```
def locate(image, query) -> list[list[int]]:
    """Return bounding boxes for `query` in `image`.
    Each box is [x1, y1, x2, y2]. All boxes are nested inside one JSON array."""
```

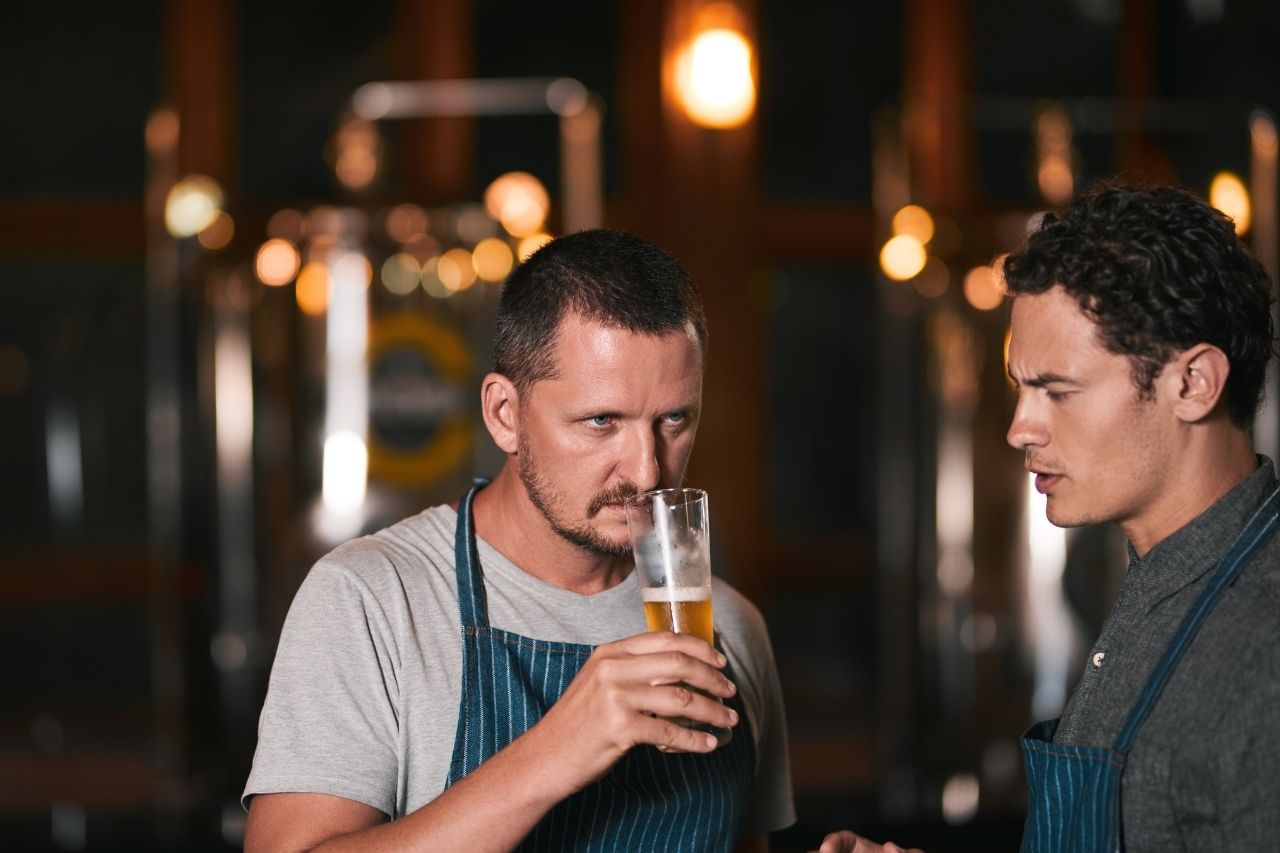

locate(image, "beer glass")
[[625, 487, 731, 748]]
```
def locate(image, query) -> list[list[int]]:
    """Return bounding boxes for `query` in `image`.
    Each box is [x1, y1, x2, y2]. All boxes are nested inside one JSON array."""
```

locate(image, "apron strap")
[[1113, 483, 1280, 755], [454, 478, 492, 630]]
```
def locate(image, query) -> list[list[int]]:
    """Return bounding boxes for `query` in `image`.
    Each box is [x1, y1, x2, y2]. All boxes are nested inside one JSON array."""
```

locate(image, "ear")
[[480, 372, 521, 454], [1165, 344, 1231, 423]]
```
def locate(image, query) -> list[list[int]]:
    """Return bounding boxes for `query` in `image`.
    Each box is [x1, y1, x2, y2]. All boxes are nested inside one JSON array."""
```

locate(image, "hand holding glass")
[[625, 487, 732, 749]]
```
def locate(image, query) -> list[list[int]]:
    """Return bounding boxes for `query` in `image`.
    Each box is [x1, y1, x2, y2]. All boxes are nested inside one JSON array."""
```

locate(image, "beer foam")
[[642, 585, 711, 603]]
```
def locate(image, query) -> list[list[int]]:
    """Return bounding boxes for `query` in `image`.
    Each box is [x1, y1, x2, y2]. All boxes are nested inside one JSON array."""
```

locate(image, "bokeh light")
[[332, 253, 373, 292], [893, 204, 935, 244], [381, 253, 422, 295], [295, 263, 329, 316], [422, 258, 452, 299], [255, 239, 301, 286], [880, 234, 927, 281], [517, 232, 553, 261], [457, 205, 499, 243], [472, 237, 515, 282], [333, 118, 380, 191], [1037, 155, 1074, 206], [964, 257, 1007, 311], [197, 210, 235, 251], [437, 248, 478, 292], [267, 208, 307, 243], [484, 172, 550, 238], [676, 25, 756, 129], [1209, 171, 1251, 235], [384, 204, 429, 244], [913, 256, 950, 298], [145, 108, 179, 155], [165, 175, 224, 238]]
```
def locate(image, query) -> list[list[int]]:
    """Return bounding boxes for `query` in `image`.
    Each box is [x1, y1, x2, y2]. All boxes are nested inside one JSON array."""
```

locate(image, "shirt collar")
[[1124, 456, 1278, 612]]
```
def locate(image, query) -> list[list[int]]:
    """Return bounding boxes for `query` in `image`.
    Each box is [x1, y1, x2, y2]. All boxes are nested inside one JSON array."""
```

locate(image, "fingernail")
[[704, 733, 718, 749], [716, 652, 727, 666], [727, 708, 739, 725]]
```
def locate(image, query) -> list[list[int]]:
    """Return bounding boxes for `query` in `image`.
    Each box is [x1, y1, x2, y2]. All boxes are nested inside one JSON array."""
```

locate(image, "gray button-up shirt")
[[1053, 458, 1280, 851]]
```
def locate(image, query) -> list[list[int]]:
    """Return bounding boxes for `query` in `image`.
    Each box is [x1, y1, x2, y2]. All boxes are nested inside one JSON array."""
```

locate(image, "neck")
[[1123, 425, 1257, 557], [470, 465, 633, 594]]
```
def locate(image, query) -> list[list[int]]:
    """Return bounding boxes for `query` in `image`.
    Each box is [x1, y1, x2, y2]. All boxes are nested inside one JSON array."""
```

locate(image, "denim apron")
[[1019, 484, 1280, 852], [444, 482, 756, 851]]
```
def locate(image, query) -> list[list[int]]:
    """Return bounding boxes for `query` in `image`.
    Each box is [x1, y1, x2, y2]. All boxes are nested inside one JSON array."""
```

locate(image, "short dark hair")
[[1003, 183, 1276, 426], [492, 228, 708, 392]]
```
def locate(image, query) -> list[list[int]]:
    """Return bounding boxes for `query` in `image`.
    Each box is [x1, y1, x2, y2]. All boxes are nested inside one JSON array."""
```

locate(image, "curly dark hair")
[[1003, 183, 1276, 427], [492, 228, 708, 393]]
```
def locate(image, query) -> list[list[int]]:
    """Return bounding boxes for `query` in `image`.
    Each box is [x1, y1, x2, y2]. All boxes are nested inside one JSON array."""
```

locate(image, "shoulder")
[[709, 577, 776, 682], [710, 577, 769, 642], [290, 505, 459, 621]]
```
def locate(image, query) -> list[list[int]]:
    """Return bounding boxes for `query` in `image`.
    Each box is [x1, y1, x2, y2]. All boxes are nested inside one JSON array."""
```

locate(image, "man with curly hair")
[[814, 184, 1279, 853], [1003, 184, 1280, 851]]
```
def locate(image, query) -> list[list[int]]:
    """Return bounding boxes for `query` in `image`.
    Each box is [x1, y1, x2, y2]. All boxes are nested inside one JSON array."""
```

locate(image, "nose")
[[1006, 391, 1048, 451], [621, 424, 661, 492]]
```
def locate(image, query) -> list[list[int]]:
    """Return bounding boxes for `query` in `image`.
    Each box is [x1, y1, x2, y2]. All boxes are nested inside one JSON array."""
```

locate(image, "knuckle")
[[659, 718, 684, 747]]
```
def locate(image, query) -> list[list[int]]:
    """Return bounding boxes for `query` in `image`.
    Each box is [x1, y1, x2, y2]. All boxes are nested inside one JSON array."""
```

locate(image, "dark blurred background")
[[2, 1, 1278, 850]]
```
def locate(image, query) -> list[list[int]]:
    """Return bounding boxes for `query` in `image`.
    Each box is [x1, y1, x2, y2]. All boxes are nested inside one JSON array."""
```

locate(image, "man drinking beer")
[[242, 229, 796, 851]]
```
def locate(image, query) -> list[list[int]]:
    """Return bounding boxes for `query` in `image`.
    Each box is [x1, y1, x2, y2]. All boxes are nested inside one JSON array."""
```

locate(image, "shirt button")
[[1092, 652, 1106, 668]]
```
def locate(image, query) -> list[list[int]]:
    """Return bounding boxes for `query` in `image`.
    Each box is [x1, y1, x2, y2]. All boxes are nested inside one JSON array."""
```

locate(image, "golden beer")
[[642, 586, 714, 644]]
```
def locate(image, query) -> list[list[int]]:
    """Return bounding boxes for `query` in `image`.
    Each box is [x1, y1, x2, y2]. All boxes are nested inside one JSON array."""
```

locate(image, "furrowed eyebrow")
[[1016, 372, 1081, 389]]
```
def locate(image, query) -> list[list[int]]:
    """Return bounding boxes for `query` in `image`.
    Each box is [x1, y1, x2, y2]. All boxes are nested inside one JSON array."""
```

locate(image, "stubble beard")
[[517, 433, 638, 558]]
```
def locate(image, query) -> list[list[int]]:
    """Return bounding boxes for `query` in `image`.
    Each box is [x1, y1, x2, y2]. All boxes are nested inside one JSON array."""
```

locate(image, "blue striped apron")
[[1019, 484, 1280, 852], [445, 482, 756, 851]]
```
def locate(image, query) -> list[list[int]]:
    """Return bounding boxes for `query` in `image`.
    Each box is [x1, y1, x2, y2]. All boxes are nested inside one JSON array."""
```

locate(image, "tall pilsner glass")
[[624, 487, 732, 749]]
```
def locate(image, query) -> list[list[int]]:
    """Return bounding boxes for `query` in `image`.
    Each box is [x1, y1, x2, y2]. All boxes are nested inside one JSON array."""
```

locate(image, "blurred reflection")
[[1022, 478, 1076, 720], [44, 397, 83, 535]]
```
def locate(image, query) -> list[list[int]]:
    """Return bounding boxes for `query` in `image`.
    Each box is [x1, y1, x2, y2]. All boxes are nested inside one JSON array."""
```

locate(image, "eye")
[[585, 415, 613, 429], [1046, 390, 1071, 403], [662, 411, 687, 425]]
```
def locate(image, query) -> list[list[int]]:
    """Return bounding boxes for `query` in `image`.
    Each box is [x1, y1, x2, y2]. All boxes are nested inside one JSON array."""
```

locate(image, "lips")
[[1033, 472, 1062, 494]]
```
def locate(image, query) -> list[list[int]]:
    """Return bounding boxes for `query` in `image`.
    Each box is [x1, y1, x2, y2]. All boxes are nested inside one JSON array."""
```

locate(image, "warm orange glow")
[[484, 172, 550, 238], [675, 11, 756, 130], [893, 204, 935, 244], [197, 211, 235, 251], [1210, 171, 1252, 235], [256, 239, 301, 286], [145, 108, 179, 155], [1034, 103, 1075, 206], [472, 237, 515, 282], [334, 118, 380, 191], [384, 204, 429, 244], [336, 148, 378, 190], [438, 248, 478, 292], [880, 234, 927, 281], [296, 262, 329, 316], [1037, 155, 1074, 205], [964, 257, 1007, 311], [517, 232, 553, 261]]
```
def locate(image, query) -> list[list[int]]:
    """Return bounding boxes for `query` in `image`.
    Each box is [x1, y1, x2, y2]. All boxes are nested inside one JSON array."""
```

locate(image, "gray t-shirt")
[[1052, 459, 1280, 851], [244, 504, 796, 839]]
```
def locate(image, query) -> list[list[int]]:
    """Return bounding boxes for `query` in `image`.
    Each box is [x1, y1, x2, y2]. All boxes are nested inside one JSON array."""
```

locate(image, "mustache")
[[587, 483, 641, 517], [1024, 453, 1058, 473]]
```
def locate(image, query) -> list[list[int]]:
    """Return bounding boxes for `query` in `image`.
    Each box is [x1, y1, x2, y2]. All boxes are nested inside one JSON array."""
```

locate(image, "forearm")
[[311, 728, 577, 853]]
